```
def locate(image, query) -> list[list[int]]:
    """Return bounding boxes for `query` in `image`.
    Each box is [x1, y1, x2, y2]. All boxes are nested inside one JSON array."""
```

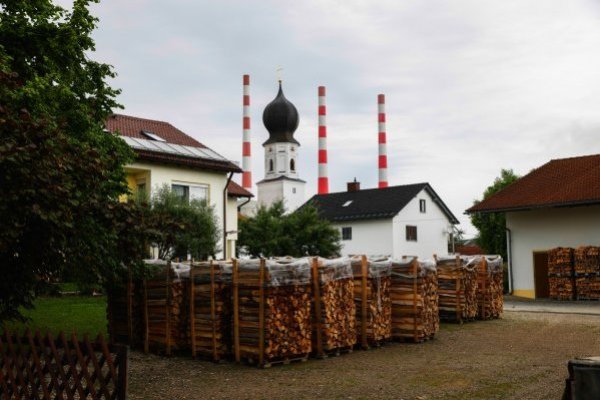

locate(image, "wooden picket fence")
[[0, 330, 128, 400]]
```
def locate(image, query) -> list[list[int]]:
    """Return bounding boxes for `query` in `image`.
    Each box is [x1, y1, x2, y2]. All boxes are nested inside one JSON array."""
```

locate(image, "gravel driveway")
[[128, 312, 600, 400]]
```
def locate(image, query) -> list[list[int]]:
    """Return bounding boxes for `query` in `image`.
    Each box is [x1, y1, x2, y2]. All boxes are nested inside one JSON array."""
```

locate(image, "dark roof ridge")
[[322, 182, 429, 196], [303, 182, 459, 224]]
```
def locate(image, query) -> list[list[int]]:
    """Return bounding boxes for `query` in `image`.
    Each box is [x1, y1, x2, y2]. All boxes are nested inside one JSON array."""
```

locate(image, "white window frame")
[[171, 182, 209, 203]]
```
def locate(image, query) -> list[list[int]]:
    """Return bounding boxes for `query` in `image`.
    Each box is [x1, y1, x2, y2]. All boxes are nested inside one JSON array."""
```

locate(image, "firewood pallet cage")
[[390, 257, 439, 343], [477, 256, 504, 320], [436, 255, 478, 323], [143, 260, 191, 356], [311, 257, 357, 358], [189, 260, 233, 362], [574, 246, 600, 300], [106, 270, 144, 349], [548, 248, 576, 301], [350, 256, 393, 348], [233, 258, 313, 368]]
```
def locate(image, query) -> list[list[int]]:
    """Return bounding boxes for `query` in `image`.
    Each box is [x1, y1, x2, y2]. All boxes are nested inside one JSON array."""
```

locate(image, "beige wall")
[[506, 205, 600, 299], [125, 161, 239, 259]]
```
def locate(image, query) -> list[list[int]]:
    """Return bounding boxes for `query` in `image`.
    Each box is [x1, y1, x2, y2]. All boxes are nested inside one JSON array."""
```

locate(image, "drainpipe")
[[223, 172, 234, 260], [237, 197, 251, 213], [505, 227, 513, 294]]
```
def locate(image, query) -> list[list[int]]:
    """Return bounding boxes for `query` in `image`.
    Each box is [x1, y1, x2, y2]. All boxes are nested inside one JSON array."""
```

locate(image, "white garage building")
[[467, 154, 600, 299]]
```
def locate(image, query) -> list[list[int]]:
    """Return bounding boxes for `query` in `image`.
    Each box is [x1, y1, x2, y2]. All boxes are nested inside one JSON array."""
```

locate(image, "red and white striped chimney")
[[377, 94, 388, 188], [242, 74, 252, 190], [318, 86, 329, 194]]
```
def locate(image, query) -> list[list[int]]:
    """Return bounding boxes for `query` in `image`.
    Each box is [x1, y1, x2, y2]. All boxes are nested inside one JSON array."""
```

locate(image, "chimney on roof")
[[347, 178, 360, 192]]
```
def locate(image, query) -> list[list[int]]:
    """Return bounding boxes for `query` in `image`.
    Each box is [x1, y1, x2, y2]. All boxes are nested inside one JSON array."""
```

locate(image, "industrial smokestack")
[[242, 74, 252, 189], [377, 94, 388, 188], [318, 86, 329, 194]]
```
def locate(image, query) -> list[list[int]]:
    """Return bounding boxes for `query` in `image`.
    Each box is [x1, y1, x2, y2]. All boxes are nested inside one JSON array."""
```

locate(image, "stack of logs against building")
[[548, 247, 576, 300], [548, 246, 600, 301], [107, 254, 504, 367]]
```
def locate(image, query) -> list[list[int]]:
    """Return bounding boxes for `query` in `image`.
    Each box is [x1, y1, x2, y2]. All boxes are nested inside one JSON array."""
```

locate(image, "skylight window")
[[342, 200, 353, 207], [141, 130, 166, 142]]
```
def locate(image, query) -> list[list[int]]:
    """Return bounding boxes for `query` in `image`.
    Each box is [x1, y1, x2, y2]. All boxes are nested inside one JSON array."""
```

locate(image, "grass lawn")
[[3, 296, 107, 338]]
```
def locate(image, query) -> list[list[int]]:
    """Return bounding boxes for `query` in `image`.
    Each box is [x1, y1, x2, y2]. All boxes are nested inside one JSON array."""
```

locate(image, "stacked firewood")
[[233, 259, 312, 367], [436, 256, 478, 323], [189, 260, 232, 361], [143, 260, 190, 355], [390, 257, 439, 342], [351, 256, 392, 347], [477, 256, 504, 320], [106, 274, 144, 348], [574, 246, 600, 300], [574, 246, 600, 275], [548, 247, 574, 275], [548, 247, 575, 300], [311, 257, 356, 357]]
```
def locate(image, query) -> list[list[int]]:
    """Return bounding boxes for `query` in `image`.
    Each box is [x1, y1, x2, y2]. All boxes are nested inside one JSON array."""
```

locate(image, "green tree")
[[148, 185, 220, 261], [470, 169, 520, 259], [0, 0, 132, 320], [237, 201, 341, 258]]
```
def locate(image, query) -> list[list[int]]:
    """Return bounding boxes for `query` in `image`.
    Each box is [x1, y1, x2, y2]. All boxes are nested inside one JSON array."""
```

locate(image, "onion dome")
[[262, 81, 300, 146]]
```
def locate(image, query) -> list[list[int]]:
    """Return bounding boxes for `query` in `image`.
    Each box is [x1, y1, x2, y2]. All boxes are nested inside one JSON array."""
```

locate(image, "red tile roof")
[[227, 181, 253, 198], [106, 113, 241, 173], [106, 114, 206, 147], [467, 154, 600, 213]]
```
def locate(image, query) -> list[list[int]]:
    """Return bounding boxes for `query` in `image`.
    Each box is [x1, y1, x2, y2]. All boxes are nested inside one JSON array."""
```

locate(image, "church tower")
[[256, 81, 306, 212]]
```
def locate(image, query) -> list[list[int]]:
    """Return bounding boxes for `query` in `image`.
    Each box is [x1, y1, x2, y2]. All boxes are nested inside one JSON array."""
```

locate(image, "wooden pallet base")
[[315, 346, 354, 359], [393, 335, 435, 344], [241, 353, 310, 368]]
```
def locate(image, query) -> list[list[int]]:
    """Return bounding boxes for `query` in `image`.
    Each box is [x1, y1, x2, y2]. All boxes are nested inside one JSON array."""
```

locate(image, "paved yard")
[[129, 312, 600, 400]]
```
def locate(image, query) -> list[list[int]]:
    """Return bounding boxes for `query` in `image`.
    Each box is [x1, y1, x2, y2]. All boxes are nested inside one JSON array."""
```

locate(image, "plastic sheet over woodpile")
[[574, 246, 600, 300], [233, 258, 312, 367], [548, 247, 575, 301], [477, 256, 503, 320], [351, 256, 393, 348], [311, 257, 357, 357], [436, 255, 478, 323], [190, 260, 232, 361], [390, 257, 439, 342]]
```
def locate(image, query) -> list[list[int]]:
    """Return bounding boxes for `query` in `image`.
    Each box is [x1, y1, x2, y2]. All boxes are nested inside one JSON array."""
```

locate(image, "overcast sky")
[[61, 0, 600, 236]]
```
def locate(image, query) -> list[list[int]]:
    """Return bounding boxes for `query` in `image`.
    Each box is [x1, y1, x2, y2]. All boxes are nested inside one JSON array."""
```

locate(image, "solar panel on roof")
[[153, 141, 177, 154], [122, 136, 229, 163], [187, 147, 206, 157], [171, 143, 196, 157]]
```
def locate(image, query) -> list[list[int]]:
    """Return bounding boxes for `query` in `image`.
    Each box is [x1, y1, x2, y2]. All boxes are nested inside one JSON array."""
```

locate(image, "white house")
[[106, 114, 253, 259], [304, 181, 459, 260], [466, 154, 600, 299]]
